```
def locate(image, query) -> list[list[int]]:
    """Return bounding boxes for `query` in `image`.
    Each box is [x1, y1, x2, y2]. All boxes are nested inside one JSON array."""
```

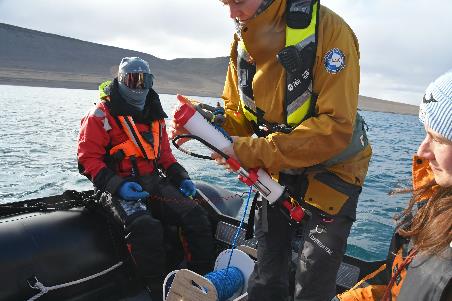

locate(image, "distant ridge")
[[0, 23, 418, 115], [0, 23, 228, 97]]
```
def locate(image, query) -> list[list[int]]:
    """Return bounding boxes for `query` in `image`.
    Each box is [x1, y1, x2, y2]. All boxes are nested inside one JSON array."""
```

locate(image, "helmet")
[[118, 57, 154, 89], [117, 57, 154, 109]]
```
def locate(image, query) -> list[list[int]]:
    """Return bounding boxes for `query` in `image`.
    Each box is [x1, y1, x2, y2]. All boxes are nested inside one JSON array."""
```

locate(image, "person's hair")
[[395, 181, 452, 256]]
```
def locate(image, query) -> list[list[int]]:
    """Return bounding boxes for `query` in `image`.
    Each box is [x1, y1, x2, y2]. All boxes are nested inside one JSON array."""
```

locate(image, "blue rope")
[[202, 186, 252, 300], [201, 124, 253, 300], [166, 179, 252, 300], [204, 267, 244, 301], [226, 185, 253, 269]]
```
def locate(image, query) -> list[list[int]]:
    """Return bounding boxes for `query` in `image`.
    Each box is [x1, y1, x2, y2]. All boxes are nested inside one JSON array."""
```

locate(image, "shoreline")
[[0, 76, 419, 116], [0, 22, 419, 116]]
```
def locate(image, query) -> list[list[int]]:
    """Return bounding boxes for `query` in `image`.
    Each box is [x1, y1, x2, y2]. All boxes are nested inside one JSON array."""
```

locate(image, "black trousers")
[[141, 175, 215, 276], [100, 175, 214, 288], [247, 199, 357, 301]]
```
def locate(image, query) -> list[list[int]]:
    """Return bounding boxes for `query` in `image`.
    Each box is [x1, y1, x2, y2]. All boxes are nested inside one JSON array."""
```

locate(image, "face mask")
[[118, 81, 149, 111]]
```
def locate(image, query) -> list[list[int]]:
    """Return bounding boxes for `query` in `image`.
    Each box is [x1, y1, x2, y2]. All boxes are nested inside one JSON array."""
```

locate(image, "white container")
[[173, 103, 285, 204]]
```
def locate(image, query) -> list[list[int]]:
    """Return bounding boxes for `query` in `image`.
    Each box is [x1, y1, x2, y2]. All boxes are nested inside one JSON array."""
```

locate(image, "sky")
[[0, 0, 451, 105]]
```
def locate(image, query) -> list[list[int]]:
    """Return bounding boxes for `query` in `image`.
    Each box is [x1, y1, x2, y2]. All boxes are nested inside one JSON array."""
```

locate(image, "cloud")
[[0, 0, 450, 104], [0, 0, 235, 59], [322, 0, 452, 104]]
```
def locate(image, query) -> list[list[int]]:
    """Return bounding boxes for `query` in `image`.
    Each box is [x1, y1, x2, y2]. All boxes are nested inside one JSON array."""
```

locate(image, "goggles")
[[119, 72, 153, 89]]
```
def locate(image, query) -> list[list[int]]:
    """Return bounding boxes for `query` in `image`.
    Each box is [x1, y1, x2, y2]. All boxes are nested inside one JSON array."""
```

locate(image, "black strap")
[[286, 0, 316, 29], [123, 117, 149, 160], [130, 156, 140, 177], [245, 192, 259, 239], [152, 122, 164, 176]]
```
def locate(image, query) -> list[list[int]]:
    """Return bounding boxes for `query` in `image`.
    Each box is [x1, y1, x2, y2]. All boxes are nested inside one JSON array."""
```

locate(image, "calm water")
[[0, 85, 424, 260]]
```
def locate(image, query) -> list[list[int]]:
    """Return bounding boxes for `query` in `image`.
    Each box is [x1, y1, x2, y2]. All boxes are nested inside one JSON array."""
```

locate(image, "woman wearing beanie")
[[334, 71, 452, 301]]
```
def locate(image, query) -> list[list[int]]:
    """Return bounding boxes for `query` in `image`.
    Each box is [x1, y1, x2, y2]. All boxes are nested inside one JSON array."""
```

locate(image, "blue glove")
[[179, 179, 196, 198], [118, 182, 149, 201]]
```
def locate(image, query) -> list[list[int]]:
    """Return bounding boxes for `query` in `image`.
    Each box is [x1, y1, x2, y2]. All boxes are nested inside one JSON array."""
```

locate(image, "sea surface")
[[0, 85, 425, 261]]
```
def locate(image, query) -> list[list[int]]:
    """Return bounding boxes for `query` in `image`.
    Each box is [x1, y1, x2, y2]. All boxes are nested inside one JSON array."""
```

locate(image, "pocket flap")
[[304, 174, 349, 215]]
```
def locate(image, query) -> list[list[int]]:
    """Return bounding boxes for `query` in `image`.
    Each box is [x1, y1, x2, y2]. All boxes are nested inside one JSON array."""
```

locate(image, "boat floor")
[[120, 289, 153, 301]]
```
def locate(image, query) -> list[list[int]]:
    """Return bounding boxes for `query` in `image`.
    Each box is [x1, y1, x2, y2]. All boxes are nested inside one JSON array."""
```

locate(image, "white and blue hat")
[[419, 70, 452, 141]]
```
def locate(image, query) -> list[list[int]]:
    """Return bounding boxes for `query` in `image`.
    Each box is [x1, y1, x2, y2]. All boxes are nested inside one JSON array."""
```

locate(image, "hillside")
[[0, 23, 228, 97], [0, 23, 418, 115]]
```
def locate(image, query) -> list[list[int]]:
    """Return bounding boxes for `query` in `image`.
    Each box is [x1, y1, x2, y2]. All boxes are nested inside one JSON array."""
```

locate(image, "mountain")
[[0, 23, 418, 115], [0, 23, 228, 97]]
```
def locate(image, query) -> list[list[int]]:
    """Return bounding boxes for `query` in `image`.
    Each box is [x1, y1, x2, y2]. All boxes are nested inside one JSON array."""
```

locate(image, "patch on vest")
[[323, 48, 346, 74]]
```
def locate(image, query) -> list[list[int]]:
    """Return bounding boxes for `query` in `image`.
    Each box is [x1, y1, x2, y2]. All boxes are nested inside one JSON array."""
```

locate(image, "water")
[[0, 85, 424, 261]]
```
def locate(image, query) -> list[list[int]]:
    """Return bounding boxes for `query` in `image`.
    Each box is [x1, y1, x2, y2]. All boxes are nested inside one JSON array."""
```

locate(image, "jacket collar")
[[412, 155, 439, 201], [239, 0, 286, 62]]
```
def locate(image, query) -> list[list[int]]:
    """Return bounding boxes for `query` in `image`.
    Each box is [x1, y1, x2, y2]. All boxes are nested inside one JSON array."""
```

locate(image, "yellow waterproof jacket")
[[222, 0, 372, 214]]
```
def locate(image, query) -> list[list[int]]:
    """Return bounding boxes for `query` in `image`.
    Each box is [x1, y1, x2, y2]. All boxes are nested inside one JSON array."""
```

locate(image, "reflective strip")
[[287, 84, 312, 126], [238, 41, 258, 123], [92, 108, 105, 118], [240, 92, 257, 123], [103, 117, 112, 131], [240, 92, 257, 113], [287, 96, 312, 126], [286, 1, 318, 46], [239, 68, 249, 88], [294, 34, 315, 51]]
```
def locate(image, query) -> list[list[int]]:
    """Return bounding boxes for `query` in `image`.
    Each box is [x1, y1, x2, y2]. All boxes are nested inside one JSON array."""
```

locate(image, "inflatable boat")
[[0, 182, 385, 301]]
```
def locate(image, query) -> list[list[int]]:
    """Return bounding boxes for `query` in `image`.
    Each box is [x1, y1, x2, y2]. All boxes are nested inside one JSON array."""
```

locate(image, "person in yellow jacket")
[[335, 71, 452, 301], [172, 0, 371, 300]]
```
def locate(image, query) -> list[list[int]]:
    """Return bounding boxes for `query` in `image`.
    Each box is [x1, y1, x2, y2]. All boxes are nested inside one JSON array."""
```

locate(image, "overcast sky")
[[0, 0, 451, 105]]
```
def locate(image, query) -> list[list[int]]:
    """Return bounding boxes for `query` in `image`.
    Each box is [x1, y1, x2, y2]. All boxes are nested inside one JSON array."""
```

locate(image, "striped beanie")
[[419, 70, 452, 141]]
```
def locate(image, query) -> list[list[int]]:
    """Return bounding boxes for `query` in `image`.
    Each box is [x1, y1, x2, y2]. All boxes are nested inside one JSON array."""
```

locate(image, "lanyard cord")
[[172, 134, 229, 160], [382, 248, 418, 301], [226, 185, 254, 271]]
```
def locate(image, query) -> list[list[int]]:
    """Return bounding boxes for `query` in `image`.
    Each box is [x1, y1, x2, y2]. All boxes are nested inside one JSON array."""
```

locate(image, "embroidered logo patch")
[[323, 48, 346, 74]]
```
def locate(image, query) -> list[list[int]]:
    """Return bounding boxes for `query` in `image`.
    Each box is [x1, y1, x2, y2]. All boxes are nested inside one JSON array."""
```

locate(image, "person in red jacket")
[[77, 57, 214, 300]]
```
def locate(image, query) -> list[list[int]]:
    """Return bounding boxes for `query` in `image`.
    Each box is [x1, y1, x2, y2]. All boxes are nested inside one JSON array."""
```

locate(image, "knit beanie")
[[419, 70, 452, 141]]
